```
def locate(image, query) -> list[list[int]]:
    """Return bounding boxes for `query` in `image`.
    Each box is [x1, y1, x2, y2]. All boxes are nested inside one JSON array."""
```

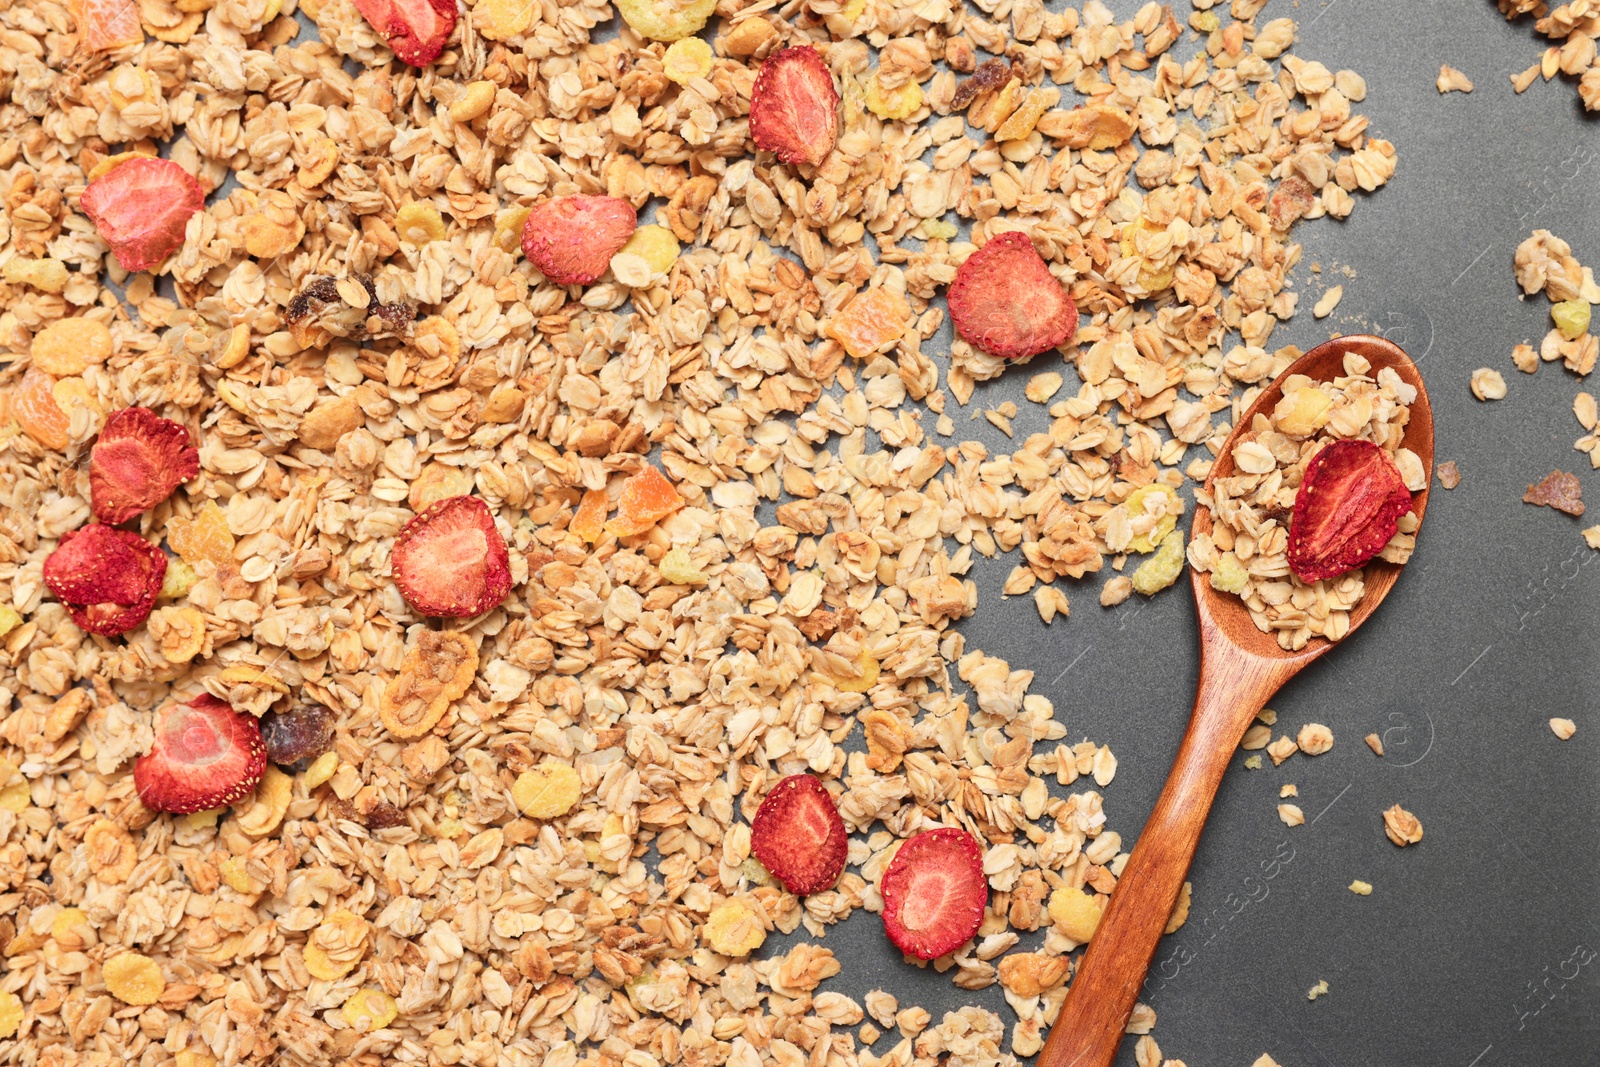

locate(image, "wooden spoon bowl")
[[1037, 334, 1434, 1067]]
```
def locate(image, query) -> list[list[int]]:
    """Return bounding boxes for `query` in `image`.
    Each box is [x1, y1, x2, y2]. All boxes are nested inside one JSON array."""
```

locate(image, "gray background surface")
[[281, 0, 1599, 1062]]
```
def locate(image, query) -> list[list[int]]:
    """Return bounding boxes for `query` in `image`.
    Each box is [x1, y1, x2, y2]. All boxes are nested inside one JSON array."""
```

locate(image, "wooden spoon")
[[1037, 334, 1434, 1067]]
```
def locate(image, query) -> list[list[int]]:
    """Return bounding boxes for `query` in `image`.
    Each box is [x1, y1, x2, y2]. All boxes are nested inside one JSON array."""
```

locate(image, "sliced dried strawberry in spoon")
[[1286, 439, 1413, 583]]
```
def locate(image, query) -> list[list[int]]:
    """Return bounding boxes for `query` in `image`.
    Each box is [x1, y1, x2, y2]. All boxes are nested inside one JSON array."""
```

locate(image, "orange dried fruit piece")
[[32, 317, 114, 376], [825, 287, 909, 360], [604, 465, 684, 537], [380, 629, 478, 738], [571, 489, 609, 543], [72, 0, 143, 51], [80, 158, 205, 273], [168, 501, 235, 566], [1286, 440, 1413, 582], [12, 368, 70, 450], [103, 952, 165, 1005], [90, 407, 200, 523]]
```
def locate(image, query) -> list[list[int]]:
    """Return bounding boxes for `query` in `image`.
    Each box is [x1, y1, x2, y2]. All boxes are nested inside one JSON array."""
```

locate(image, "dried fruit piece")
[[134, 694, 266, 813], [89, 407, 200, 524], [512, 760, 582, 819], [615, 0, 715, 41], [3, 257, 70, 294], [521, 195, 637, 286], [1286, 440, 1413, 582], [749, 773, 847, 896], [951, 57, 1018, 110], [304, 752, 339, 790], [1523, 470, 1585, 516], [304, 909, 368, 980], [260, 704, 336, 765], [659, 547, 709, 584], [12, 368, 70, 450], [1131, 528, 1186, 595], [1552, 299, 1591, 340], [168, 500, 234, 566], [880, 827, 988, 960], [342, 989, 399, 1032], [379, 630, 478, 738], [948, 231, 1079, 360], [663, 37, 714, 85], [474, 0, 531, 39], [1209, 552, 1249, 594], [80, 158, 205, 273], [826, 287, 909, 360], [705, 901, 767, 955], [750, 46, 840, 167], [391, 496, 512, 617], [1273, 384, 1334, 437], [73, 0, 143, 51], [351, 0, 457, 65], [571, 489, 609, 543], [32, 317, 114, 376], [103, 952, 164, 1005], [284, 274, 414, 344], [605, 465, 684, 537], [43, 524, 166, 636], [1048, 885, 1105, 943]]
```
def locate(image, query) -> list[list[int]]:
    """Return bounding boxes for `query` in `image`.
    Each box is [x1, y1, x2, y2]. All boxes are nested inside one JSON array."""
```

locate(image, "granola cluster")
[[0, 0, 1398, 1063]]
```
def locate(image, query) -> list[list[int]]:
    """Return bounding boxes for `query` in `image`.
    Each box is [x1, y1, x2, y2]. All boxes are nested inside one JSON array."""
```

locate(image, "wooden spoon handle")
[[1037, 654, 1290, 1067]]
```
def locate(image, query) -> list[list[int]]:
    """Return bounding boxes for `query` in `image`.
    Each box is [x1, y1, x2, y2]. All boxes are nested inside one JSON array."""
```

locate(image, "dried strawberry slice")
[[749, 773, 848, 896], [880, 827, 988, 960], [1286, 439, 1413, 583], [134, 694, 267, 814], [947, 231, 1079, 360], [351, 0, 458, 66], [90, 407, 200, 524], [520, 195, 637, 286], [79, 158, 205, 274], [750, 46, 839, 167], [391, 495, 513, 617], [43, 524, 166, 636]]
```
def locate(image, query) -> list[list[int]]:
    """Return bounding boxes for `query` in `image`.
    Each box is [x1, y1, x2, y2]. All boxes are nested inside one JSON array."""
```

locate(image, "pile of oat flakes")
[[0, 0, 1398, 1064]]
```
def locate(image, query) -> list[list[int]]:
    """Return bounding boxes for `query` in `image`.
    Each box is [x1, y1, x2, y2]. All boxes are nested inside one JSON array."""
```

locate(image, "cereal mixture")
[[0, 0, 1400, 1062], [1499, 0, 1600, 110], [1189, 352, 1424, 649]]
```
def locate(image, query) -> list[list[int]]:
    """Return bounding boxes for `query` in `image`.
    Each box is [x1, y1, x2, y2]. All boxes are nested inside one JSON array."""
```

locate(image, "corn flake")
[[103, 952, 165, 1005], [512, 761, 582, 819]]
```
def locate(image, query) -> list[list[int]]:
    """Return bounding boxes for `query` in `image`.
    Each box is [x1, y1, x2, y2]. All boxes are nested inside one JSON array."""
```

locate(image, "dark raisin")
[[362, 801, 408, 829], [260, 704, 336, 766]]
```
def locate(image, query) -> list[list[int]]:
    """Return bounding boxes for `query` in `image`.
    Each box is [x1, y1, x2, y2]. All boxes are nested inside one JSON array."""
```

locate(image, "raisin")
[[260, 704, 336, 766]]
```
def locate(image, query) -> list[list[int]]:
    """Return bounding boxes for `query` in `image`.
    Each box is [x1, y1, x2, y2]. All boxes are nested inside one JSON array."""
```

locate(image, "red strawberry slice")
[[749, 46, 839, 167], [1286, 439, 1413, 582], [391, 495, 513, 617], [134, 694, 267, 814], [43, 524, 166, 636], [351, 0, 458, 66], [947, 231, 1079, 360], [749, 773, 848, 895], [880, 827, 988, 960], [90, 407, 200, 524], [520, 195, 637, 286], [79, 158, 205, 274]]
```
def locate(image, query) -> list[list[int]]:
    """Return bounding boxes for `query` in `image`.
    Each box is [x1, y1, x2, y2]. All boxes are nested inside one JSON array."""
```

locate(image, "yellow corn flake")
[[492, 206, 530, 254], [103, 952, 165, 1005], [1209, 551, 1250, 594], [618, 224, 680, 275], [394, 202, 447, 246], [51, 376, 97, 419], [150, 11, 203, 42], [0, 991, 20, 1039], [1272, 385, 1334, 437], [3, 257, 69, 293], [220, 664, 289, 694], [917, 219, 958, 241], [663, 37, 714, 85], [342, 988, 399, 1032], [179, 807, 223, 831], [704, 900, 767, 956], [840, 0, 866, 22], [304, 909, 368, 981], [1117, 218, 1175, 292], [50, 907, 90, 944], [297, 137, 339, 188], [449, 80, 496, 122], [616, 0, 716, 41], [1047, 886, 1105, 943], [0, 779, 28, 813], [235, 765, 293, 837], [175, 1051, 217, 1067], [512, 761, 582, 819], [832, 649, 879, 693], [0, 605, 21, 639], [150, 605, 206, 663], [1553, 299, 1591, 340], [1191, 10, 1219, 31], [159, 558, 197, 600], [217, 855, 266, 894], [659, 547, 709, 585], [304, 751, 339, 790], [1131, 529, 1186, 596], [1123, 484, 1180, 554], [408, 462, 476, 512], [865, 73, 924, 120], [475, 0, 533, 40]]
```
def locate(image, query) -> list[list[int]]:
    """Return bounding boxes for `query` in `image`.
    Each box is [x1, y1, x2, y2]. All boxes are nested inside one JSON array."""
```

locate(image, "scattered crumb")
[[1436, 460, 1460, 489], [1296, 723, 1334, 756], [1550, 717, 1576, 740], [1241, 724, 1272, 750], [1280, 784, 1298, 798], [1512, 342, 1538, 373], [1364, 732, 1384, 756], [1349, 880, 1373, 895], [1511, 62, 1540, 93], [1252, 1055, 1283, 1067], [1307, 978, 1330, 1000], [1471, 367, 1507, 401], [1312, 285, 1343, 319], [1244, 755, 1263, 770], [1383, 804, 1424, 847], [1266, 735, 1298, 766], [1278, 803, 1305, 827], [1524, 470, 1586, 517], [1025, 372, 1063, 403], [935, 413, 954, 436], [1436, 64, 1474, 93], [1258, 707, 1278, 726], [984, 409, 1014, 436], [1584, 526, 1600, 549]]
